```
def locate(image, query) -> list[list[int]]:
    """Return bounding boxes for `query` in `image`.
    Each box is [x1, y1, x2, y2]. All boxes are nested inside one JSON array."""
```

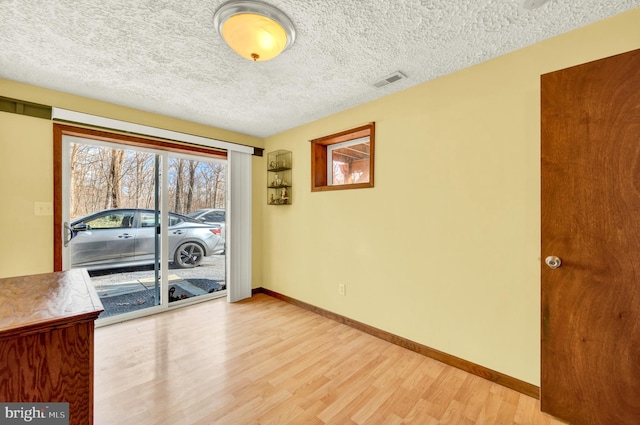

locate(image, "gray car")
[[69, 208, 223, 270], [186, 208, 226, 252]]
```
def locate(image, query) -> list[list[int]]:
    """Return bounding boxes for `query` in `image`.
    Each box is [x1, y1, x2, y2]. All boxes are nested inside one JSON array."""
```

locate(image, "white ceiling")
[[0, 1, 637, 138]]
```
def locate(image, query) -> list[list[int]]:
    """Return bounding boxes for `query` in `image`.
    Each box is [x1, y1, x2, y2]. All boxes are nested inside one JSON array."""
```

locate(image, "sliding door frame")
[[53, 108, 255, 305]]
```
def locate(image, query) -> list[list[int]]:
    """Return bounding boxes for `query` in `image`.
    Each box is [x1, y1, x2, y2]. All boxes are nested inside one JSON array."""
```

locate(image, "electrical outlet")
[[339, 283, 346, 296]]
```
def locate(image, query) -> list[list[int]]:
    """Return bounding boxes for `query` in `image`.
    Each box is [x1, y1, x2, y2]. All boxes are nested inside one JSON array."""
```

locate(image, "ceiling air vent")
[[521, 0, 550, 9], [373, 71, 407, 88]]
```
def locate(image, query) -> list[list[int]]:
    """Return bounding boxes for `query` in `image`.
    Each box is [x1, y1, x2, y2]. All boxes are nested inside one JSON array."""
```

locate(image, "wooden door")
[[541, 48, 640, 425]]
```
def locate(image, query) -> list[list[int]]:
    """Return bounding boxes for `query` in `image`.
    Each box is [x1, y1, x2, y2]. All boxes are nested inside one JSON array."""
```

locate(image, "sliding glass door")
[[60, 135, 227, 322], [164, 155, 227, 304]]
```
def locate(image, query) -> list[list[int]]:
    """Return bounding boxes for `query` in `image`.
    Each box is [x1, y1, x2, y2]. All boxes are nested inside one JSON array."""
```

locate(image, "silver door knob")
[[545, 256, 562, 269]]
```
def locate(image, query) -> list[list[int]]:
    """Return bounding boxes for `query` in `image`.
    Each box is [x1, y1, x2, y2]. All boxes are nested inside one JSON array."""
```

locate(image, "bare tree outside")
[[106, 149, 125, 209], [173, 159, 185, 214], [186, 160, 197, 213], [205, 162, 226, 208], [70, 143, 226, 219]]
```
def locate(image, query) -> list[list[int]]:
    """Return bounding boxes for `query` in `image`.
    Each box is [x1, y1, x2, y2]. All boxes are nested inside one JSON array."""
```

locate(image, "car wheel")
[[174, 242, 204, 268]]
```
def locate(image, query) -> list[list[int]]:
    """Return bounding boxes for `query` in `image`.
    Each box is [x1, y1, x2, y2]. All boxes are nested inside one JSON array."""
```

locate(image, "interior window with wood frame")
[[311, 123, 374, 191]]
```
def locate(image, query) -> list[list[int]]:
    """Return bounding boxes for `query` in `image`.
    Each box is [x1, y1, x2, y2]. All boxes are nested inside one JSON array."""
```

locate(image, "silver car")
[[186, 208, 226, 253], [69, 209, 223, 270]]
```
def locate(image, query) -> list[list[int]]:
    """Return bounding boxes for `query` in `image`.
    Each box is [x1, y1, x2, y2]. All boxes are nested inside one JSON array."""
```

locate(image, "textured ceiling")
[[0, 1, 638, 138]]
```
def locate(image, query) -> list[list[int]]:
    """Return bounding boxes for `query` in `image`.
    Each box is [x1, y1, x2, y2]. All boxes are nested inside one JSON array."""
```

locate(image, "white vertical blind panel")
[[227, 150, 252, 302]]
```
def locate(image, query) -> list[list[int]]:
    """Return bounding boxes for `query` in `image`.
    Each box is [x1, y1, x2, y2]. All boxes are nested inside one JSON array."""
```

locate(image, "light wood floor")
[[94, 293, 566, 425]]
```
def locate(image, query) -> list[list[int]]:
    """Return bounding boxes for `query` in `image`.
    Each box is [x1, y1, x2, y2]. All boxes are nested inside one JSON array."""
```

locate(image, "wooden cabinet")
[[0, 269, 103, 425]]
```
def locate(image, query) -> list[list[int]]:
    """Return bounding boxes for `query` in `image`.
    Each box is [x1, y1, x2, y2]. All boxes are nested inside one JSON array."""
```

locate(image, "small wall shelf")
[[267, 150, 292, 205]]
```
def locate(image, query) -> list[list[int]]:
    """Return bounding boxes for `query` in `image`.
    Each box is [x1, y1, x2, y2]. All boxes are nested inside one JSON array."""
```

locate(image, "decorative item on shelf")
[[267, 149, 292, 205]]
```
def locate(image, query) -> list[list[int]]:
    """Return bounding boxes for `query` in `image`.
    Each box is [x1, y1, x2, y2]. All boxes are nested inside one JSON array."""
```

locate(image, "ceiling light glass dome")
[[213, 0, 296, 62]]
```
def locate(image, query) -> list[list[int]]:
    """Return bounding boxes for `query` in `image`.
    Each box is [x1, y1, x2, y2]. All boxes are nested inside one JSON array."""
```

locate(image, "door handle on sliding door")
[[63, 222, 72, 247]]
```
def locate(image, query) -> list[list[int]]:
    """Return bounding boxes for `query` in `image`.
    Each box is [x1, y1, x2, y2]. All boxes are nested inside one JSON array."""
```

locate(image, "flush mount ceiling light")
[[213, 0, 296, 62]]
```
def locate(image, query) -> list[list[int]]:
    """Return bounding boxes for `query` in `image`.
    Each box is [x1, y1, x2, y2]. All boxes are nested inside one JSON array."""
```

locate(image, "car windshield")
[[186, 209, 225, 223], [186, 210, 207, 218], [203, 211, 225, 222]]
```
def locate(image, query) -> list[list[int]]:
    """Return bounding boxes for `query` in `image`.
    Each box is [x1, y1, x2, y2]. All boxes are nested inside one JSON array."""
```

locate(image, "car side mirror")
[[73, 223, 88, 231]]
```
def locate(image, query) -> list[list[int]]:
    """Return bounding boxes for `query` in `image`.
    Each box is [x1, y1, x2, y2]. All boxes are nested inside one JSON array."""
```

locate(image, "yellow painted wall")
[[0, 113, 54, 277], [0, 80, 263, 280], [261, 8, 640, 386]]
